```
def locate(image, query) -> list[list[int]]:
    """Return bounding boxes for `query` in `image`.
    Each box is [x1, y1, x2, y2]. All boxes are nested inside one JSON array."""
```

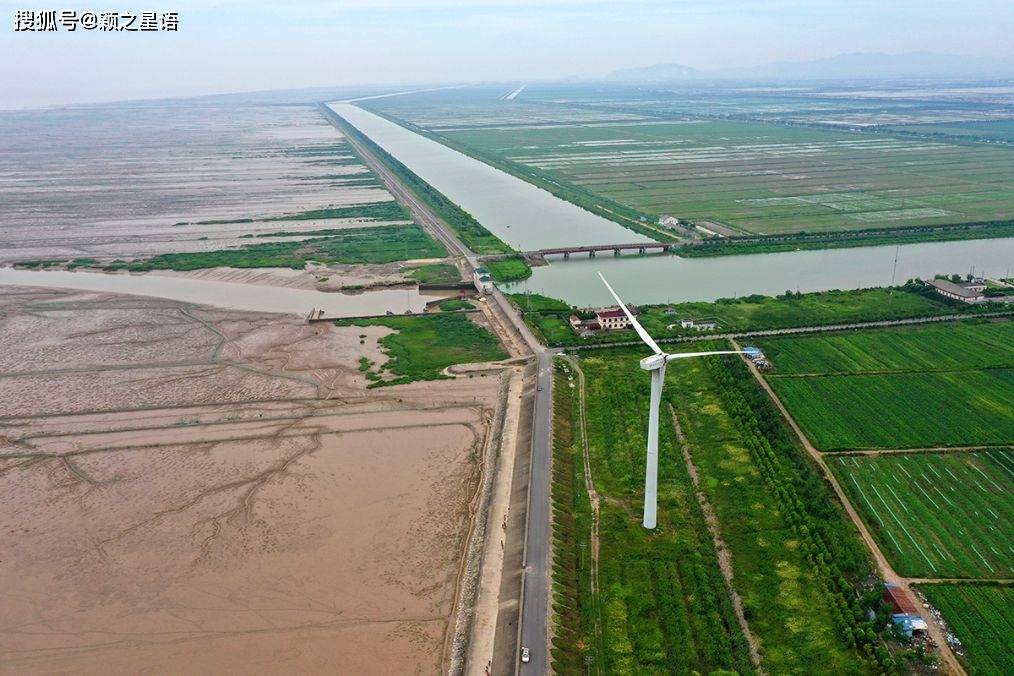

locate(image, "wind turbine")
[[598, 272, 749, 529]]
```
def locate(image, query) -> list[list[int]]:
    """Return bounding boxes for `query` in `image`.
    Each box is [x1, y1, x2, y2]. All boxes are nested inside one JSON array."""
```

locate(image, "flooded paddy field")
[[365, 83, 1014, 237], [503, 81, 1014, 128], [0, 286, 503, 673], [0, 100, 409, 265], [438, 118, 1014, 235]]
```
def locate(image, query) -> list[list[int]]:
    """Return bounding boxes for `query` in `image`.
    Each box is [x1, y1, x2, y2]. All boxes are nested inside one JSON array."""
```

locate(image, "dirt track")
[[731, 338, 966, 676]]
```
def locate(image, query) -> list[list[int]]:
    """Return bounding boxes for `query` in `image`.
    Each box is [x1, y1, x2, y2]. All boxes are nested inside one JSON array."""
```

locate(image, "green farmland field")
[[563, 352, 755, 675], [559, 349, 872, 674], [440, 120, 1014, 236], [918, 583, 1013, 675], [756, 321, 1014, 374], [830, 451, 1014, 578], [770, 369, 1014, 450], [762, 321, 1014, 450]]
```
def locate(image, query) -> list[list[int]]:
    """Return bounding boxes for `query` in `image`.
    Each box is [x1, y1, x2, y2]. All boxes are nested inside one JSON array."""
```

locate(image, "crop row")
[[918, 583, 1013, 675], [770, 368, 1014, 450], [830, 451, 1013, 579], [757, 321, 1014, 375]]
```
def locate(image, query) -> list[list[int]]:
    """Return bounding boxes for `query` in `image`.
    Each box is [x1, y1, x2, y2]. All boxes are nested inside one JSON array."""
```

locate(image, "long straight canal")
[[329, 102, 1014, 307]]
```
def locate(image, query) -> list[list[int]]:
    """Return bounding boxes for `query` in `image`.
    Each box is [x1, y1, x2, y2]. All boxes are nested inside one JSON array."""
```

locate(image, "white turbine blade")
[[665, 350, 747, 361], [597, 272, 662, 355]]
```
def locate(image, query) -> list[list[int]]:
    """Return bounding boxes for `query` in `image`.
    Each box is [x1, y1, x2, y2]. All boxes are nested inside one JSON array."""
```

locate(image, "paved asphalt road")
[[517, 349, 553, 675]]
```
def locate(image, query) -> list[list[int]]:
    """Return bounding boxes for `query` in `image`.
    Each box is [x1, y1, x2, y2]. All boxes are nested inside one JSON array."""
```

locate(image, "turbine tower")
[[599, 272, 749, 529]]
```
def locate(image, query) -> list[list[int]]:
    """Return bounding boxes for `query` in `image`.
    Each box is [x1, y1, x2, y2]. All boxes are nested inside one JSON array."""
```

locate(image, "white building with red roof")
[[595, 307, 631, 331]]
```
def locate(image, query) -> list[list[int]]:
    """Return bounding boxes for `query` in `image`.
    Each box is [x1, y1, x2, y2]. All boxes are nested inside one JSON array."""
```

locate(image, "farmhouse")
[[569, 307, 634, 334], [882, 584, 928, 637], [595, 307, 631, 331], [927, 278, 985, 303], [569, 315, 601, 335], [658, 215, 682, 229]]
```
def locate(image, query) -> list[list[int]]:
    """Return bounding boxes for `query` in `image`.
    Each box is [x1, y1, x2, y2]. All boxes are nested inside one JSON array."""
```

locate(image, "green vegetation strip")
[[692, 351, 904, 672], [548, 364, 601, 673], [570, 350, 755, 674], [109, 223, 446, 271], [512, 284, 989, 349], [829, 450, 1013, 579], [918, 583, 1013, 676], [335, 314, 506, 386], [180, 200, 411, 226], [681, 222, 1014, 258], [406, 263, 462, 284]]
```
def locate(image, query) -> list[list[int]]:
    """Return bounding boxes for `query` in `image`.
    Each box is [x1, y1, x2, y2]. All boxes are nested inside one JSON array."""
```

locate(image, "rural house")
[[927, 278, 985, 303], [568, 315, 600, 335], [595, 307, 632, 330], [882, 584, 928, 637]]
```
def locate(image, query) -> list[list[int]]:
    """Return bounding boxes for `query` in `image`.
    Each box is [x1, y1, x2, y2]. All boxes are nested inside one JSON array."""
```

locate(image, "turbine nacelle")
[[639, 353, 667, 371]]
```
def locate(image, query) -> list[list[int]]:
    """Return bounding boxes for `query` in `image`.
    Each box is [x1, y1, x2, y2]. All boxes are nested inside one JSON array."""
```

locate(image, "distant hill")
[[607, 52, 1014, 82]]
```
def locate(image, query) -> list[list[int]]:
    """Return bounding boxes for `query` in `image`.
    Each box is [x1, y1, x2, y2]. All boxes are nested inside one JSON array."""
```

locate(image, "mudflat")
[[0, 286, 502, 674]]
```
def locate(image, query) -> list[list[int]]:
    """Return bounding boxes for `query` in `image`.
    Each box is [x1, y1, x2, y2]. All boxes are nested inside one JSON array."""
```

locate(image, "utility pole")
[[890, 245, 900, 289]]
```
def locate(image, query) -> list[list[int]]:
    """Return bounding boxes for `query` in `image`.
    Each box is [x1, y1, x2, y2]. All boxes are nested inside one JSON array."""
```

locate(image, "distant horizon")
[[2, 0, 1012, 108], [3, 49, 1014, 112]]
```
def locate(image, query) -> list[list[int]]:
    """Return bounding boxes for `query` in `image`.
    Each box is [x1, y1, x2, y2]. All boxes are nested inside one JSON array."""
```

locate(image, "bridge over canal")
[[536, 242, 674, 258]]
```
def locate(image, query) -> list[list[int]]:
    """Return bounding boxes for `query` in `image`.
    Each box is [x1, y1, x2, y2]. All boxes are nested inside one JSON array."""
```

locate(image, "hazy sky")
[[2, 0, 1012, 108]]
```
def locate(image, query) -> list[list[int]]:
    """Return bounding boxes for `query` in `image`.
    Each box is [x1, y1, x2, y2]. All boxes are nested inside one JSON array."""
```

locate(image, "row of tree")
[[705, 355, 901, 673]]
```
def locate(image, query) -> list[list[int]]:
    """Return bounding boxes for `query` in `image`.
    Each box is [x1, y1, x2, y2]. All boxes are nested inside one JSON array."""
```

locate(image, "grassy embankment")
[[509, 283, 1008, 348], [107, 222, 446, 271], [680, 221, 1014, 257], [406, 263, 462, 284], [322, 105, 533, 283], [917, 583, 1013, 676], [335, 314, 506, 386], [358, 104, 677, 244], [759, 320, 1014, 450], [554, 345, 910, 673]]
